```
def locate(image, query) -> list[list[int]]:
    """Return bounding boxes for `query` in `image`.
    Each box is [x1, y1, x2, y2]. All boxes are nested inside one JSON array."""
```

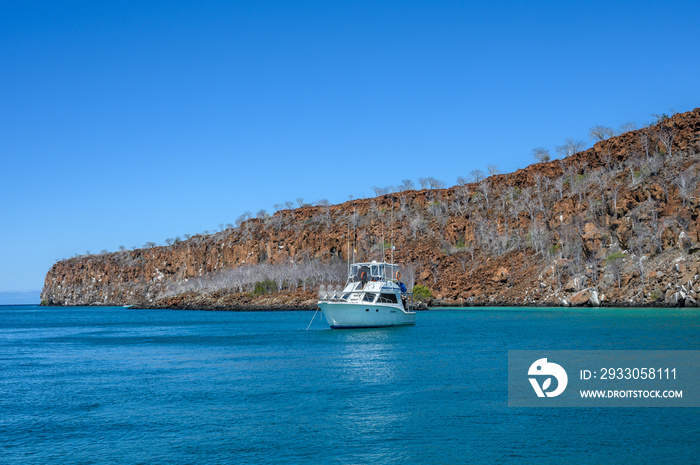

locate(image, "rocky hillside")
[[42, 108, 700, 309]]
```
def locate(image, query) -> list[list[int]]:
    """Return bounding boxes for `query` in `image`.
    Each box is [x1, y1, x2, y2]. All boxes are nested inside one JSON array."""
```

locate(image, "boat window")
[[378, 293, 398, 303], [358, 265, 370, 283], [378, 264, 384, 278], [362, 293, 377, 303], [371, 265, 378, 277], [341, 293, 350, 301]]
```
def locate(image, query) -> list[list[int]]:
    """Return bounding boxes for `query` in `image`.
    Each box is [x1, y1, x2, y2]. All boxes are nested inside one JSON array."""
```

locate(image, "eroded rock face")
[[42, 108, 700, 309], [570, 288, 600, 307]]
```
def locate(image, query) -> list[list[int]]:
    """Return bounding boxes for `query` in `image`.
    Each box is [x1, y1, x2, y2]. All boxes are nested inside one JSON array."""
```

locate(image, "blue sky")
[[1, 0, 699, 302]]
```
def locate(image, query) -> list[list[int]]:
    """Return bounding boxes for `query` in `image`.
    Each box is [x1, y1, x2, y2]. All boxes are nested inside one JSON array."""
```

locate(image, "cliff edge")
[[42, 109, 700, 309]]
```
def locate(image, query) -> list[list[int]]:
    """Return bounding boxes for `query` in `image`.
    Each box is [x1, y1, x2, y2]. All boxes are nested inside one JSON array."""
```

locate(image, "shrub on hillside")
[[253, 279, 278, 296], [413, 285, 432, 301]]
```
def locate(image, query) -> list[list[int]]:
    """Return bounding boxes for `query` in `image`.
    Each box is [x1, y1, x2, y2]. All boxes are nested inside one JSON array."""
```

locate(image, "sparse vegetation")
[[253, 279, 278, 295]]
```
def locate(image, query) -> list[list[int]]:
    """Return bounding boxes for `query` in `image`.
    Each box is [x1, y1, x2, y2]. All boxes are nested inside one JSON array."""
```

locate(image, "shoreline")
[[37, 300, 699, 311]]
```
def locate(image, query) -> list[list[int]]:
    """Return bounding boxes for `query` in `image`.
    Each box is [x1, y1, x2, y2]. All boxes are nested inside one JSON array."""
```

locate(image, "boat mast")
[[381, 221, 385, 263]]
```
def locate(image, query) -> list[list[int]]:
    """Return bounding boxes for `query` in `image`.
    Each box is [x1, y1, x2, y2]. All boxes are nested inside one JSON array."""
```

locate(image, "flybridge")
[[349, 261, 400, 283]]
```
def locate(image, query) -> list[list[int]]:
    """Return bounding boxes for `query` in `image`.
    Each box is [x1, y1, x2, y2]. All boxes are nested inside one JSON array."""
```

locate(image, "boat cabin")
[[340, 280, 404, 306]]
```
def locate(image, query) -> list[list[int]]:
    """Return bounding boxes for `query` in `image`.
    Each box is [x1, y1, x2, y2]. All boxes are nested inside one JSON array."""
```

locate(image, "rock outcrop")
[[42, 109, 700, 309]]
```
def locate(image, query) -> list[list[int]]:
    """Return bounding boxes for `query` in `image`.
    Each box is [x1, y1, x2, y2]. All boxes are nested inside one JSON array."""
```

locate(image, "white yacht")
[[318, 261, 416, 329]]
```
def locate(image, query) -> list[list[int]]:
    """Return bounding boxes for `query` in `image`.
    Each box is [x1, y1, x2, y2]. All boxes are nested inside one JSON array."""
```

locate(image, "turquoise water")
[[1, 305, 698, 464]]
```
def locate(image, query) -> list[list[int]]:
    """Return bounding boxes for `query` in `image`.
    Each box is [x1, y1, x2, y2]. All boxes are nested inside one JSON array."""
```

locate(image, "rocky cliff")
[[42, 108, 700, 309]]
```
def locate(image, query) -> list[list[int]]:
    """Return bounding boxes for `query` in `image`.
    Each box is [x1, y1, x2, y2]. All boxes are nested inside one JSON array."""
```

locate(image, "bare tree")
[[555, 138, 586, 159], [648, 208, 665, 253], [629, 223, 652, 284], [456, 252, 471, 272], [639, 131, 652, 158], [675, 172, 695, 207], [520, 187, 537, 220], [617, 121, 637, 135], [409, 214, 427, 239], [427, 177, 446, 189], [532, 147, 551, 163], [479, 179, 490, 209], [456, 176, 469, 186], [635, 255, 646, 285], [554, 177, 565, 200], [529, 220, 550, 257], [657, 126, 677, 157], [605, 251, 625, 288], [533, 173, 545, 210], [589, 125, 614, 142], [372, 186, 387, 196], [572, 172, 589, 202], [487, 164, 500, 176], [470, 169, 485, 183], [399, 179, 415, 191], [451, 186, 470, 216]]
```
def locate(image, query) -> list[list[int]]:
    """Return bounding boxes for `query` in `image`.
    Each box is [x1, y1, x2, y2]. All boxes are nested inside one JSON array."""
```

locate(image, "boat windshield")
[[348, 262, 401, 281]]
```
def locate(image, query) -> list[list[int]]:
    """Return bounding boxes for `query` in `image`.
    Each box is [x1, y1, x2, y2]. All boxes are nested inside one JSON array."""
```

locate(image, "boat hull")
[[318, 302, 415, 329]]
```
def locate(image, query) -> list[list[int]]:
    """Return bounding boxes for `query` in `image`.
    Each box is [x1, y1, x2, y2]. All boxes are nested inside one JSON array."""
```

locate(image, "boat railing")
[[401, 292, 415, 312], [317, 286, 346, 302]]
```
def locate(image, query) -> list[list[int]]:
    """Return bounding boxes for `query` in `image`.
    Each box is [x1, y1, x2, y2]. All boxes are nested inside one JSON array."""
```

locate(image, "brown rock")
[[493, 267, 509, 282], [570, 288, 600, 306]]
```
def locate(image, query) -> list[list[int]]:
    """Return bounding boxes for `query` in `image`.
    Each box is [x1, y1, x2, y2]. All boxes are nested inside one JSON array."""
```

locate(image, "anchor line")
[[306, 307, 320, 331]]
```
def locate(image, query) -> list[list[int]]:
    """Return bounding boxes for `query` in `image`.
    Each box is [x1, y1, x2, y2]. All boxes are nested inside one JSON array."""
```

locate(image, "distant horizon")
[[0, 290, 41, 306]]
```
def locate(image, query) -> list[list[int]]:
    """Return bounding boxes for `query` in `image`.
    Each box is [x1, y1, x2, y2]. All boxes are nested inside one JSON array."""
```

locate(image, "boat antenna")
[[390, 195, 394, 264]]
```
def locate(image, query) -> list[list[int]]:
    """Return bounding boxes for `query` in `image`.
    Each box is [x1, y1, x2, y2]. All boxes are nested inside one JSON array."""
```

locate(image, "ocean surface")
[[1, 305, 698, 464]]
